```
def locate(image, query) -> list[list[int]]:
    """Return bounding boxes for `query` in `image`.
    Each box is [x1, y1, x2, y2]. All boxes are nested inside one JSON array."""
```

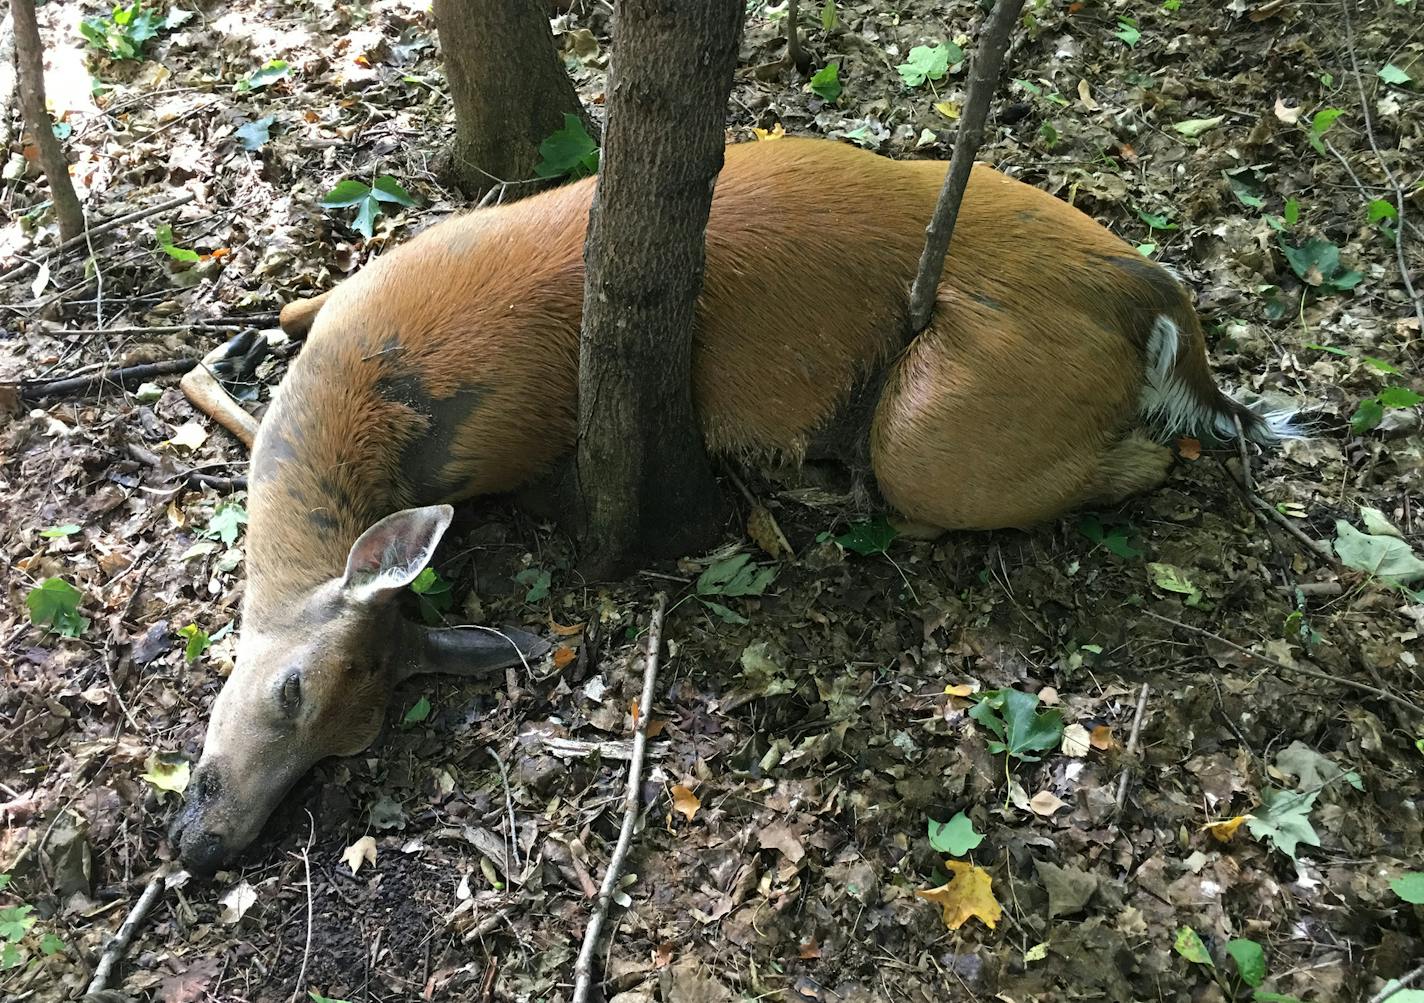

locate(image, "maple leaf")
[[670, 784, 701, 823], [341, 836, 377, 875], [916, 861, 1002, 930]]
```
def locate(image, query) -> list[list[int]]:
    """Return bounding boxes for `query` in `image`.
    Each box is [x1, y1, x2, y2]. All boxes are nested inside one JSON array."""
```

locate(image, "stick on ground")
[[571, 594, 667, 1003], [19, 358, 198, 402], [906, 0, 1026, 337], [1113, 683, 1151, 812], [85, 872, 174, 996]]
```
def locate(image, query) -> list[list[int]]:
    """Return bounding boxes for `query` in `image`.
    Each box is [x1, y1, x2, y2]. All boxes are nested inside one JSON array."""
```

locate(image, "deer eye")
[[277, 671, 303, 718]]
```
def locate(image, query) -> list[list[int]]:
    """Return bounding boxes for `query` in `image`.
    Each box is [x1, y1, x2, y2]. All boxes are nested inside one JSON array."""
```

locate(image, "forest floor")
[[3, 1, 1423, 1001]]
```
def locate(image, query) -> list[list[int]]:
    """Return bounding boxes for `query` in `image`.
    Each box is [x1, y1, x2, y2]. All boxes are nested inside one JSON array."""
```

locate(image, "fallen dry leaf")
[[549, 618, 585, 636], [1077, 79, 1099, 110], [1090, 724, 1116, 750], [342, 835, 378, 874], [758, 822, 806, 864], [1029, 791, 1068, 816], [553, 645, 576, 669], [219, 880, 258, 924], [1060, 723, 1092, 757], [747, 503, 789, 559], [1177, 436, 1202, 460], [671, 784, 701, 822], [1204, 815, 1252, 842], [917, 861, 1002, 930]]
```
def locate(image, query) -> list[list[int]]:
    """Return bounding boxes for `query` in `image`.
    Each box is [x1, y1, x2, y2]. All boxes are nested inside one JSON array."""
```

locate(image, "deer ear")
[[341, 504, 454, 604]]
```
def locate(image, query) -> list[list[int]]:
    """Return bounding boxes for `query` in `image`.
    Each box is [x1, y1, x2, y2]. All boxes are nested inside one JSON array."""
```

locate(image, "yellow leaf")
[[140, 753, 190, 798], [342, 835, 378, 874], [1028, 790, 1067, 816], [917, 861, 1002, 930], [944, 682, 975, 698], [934, 100, 960, 121], [671, 784, 701, 822], [752, 123, 786, 140], [1090, 724, 1116, 750], [166, 421, 208, 452], [1077, 78, 1099, 111], [1204, 815, 1252, 843], [553, 644, 576, 669], [549, 618, 586, 636]]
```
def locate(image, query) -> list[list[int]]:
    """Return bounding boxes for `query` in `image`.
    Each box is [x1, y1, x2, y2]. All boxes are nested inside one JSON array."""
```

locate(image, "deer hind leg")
[[278, 291, 331, 337], [1083, 429, 1172, 507], [179, 329, 270, 447]]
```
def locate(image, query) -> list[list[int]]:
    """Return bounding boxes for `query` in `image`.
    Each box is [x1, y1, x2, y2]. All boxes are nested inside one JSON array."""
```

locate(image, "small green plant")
[[25, 578, 89, 637], [409, 567, 454, 624], [177, 624, 211, 663], [1, 875, 67, 971], [534, 114, 599, 180], [402, 695, 432, 727], [1174, 927, 1305, 1002], [820, 1, 837, 29], [1113, 17, 1141, 46], [809, 61, 842, 102], [155, 223, 200, 263], [514, 567, 552, 604], [237, 59, 290, 93], [40, 523, 81, 538], [1305, 107, 1343, 154], [928, 813, 983, 857], [832, 515, 898, 557], [969, 688, 1064, 796], [1077, 515, 1142, 558], [320, 176, 417, 239], [79, 2, 163, 59], [897, 42, 962, 88], [1350, 385, 1422, 434], [1136, 208, 1177, 232], [1279, 235, 1361, 293], [201, 500, 249, 545]]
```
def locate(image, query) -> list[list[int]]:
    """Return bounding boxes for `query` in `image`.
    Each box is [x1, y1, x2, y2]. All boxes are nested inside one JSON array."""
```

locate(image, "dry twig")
[[0, 191, 197, 283], [1113, 683, 1151, 812], [907, 0, 1025, 335], [290, 813, 316, 1003], [571, 594, 667, 1003], [85, 871, 176, 996], [19, 358, 197, 402], [1144, 610, 1424, 719], [1369, 962, 1424, 1003]]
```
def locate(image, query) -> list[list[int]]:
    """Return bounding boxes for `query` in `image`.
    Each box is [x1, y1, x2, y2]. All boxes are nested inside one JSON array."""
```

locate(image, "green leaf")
[[26, 578, 89, 637], [969, 689, 1064, 762], [236, 115, 276, 151], [1350, 396, 1385, 434], [38, 932, 65, 956], [0, 904, 36, 942], [402, 695, 431, 726], [1226, 938, 1267, 987], [534, 113, 600, 179], [240, 59, 290, 92], [896, 43, 960, 88], [1283, 197, 1300, 227], [1280, 236, 1362, 291], [410, 566, 453, 624], [1246, 787, 1320, 861], [1333, 520, 1424, 584], [1136, 241, 1156, 257], [1148, 562, 1203, 606], [834, 516, 898, 556], [353, 196, 380, 239], [1368, 198, 1398, 223], [1252, 994, 1308, 1003], [1114, 18, 1141, 46], [1378, 63, 1412, 86], [1224, 173, 1265, 208], [699, 599, 748, 625], [319, 179, 372, 208], [820, 1, 837, 29], [1307, 107, 1343, 153], [1379, 386, 1423, 409], [1391, 872, 1424, 904], [40, 523, 82, 538], [809, 61, 842, 102], [310, 993, 355, 1003], [1173, 926, 1214, 966], [1136, 208, 1177, 231], [155, 223, 201, 263], [371, 176, 417, 206], [928, 812, 983, 856], [177, 623, 211, 663], [1173, 116, 1223, 138], [515, 567, 552, 603], [696, 553, 776, 597], [203, 501, 248, 545]]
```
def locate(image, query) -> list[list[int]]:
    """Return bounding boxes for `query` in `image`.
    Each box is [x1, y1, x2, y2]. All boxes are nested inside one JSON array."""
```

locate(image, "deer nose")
[[179, 829, 228, 875]]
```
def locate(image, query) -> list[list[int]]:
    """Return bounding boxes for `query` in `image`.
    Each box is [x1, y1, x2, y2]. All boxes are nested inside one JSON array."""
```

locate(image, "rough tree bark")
[[432, 0, 593, 201], [906, 0, 1024, 337], [574, 0, 743, 576], [9, 0, 82, 241]]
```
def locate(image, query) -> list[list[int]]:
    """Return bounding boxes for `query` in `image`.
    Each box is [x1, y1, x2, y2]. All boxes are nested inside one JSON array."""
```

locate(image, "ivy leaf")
[[319, 179, 372, 208], [1148, 562, 1203, 605], [177, 624, 211, 663], [1350, 397, 1385, 434], [1368, 198, 1398, 223], [1307, 107, 1344, 154], [928, 813, 983, 856], [1113, 18, 1141, 46], [1246, 788, 1320, 861], [515, 568, 552, 603], [239, 59, 290, 92], [1391, 872, 1424, 904], [835, 516, 898, 556], [534, 114, 600, 179], [897, 43, 959, 87], [26, 578, 89, 637], [1280, 236, 1362, 291], [969, 689, 1064, 762], [696, 553, 776, 597], [372, 176, 417, 206], [203, 501, 248, 545], [809, 62, 842, 102], [1227, 938, 1267, 987], [1378, 63, 1412, 86]]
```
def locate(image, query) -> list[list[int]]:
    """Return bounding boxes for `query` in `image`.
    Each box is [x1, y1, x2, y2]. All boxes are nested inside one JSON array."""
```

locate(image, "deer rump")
[[172, 137, 1287, 873]]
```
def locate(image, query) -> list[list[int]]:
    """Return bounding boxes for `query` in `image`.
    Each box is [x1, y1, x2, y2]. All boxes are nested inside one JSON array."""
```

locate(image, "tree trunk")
[[9, 0, 82, 242], [433, 0, 591, 202], [574, 0, 743, 577]]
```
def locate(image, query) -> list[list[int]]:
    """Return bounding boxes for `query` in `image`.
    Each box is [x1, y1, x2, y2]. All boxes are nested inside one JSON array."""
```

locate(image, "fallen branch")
[[1222, 458, 1341, 570], [85, 871, 178, 996], [126, 444, 247, 493], [1113, 683, 1150, 812], [0, 191, 197, 284], [1144, 610, 1424, 719], [33, 319, 276, 337], [289, 813, 316, 1003], [19, 358, 196, 402], [906, 0, 1025, 336], [571, 594, 667, 1003]]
